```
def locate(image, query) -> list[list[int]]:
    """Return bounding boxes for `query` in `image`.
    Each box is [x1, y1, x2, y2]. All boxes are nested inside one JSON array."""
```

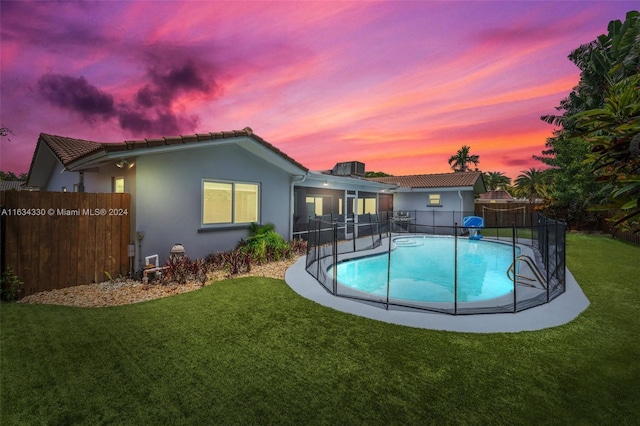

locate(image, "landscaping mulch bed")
[[18, 258, 299, 308]]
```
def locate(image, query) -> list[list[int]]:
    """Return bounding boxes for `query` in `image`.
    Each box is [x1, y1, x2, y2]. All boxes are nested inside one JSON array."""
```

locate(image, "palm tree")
[[448, 145, 479, 172], [514, 168, 548, 203], [483, 171, 511, 190]]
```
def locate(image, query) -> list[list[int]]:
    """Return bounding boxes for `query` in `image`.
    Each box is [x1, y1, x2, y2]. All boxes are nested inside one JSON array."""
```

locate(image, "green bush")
[[0, 269, 24, 301], [200, 224, 307, 278], [239, 224, 290, 264]]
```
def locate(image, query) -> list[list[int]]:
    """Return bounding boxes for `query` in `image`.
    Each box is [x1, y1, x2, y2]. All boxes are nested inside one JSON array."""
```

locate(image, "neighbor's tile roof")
[[37, 127, 308, 171], [0, 180, 26, 191], [368, 171, 484, 188], [478, 189, 514, 200]]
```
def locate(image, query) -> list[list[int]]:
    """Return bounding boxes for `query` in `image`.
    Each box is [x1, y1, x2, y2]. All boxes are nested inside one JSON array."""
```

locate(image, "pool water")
[[333, 236, 520, 303]]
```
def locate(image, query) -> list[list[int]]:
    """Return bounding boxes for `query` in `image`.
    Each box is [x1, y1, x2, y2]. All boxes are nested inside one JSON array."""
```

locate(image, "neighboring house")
[[477, 189, 515, 203], [0, 180, 30, 191], [26, 127, 486, 266]]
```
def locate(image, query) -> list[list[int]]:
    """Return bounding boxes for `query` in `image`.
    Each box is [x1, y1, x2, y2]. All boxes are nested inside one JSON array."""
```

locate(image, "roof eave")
[[304, 171, 397, 190], [65, 150, 110, 171]]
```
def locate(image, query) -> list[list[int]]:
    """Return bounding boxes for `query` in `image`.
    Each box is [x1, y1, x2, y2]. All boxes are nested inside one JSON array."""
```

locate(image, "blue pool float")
[[463, 216, 484, 240]]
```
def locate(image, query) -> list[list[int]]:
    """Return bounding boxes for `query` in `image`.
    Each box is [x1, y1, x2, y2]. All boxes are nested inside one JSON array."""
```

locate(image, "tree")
[[514, 168, 549, 203], [536, 10, 640, 229], [0, 171, 27, 181], [365, 171, 392, 178], [483, 171, 511, 190], [575, 74, 640, 231], [448, 145, 479, 172]]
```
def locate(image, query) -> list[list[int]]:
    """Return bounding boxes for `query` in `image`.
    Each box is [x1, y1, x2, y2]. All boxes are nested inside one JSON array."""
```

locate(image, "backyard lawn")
[[1, 233, 638, 424]]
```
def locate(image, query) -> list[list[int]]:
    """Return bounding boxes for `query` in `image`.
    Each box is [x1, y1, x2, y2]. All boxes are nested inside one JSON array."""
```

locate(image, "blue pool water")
[[333, 236, 520, 303]]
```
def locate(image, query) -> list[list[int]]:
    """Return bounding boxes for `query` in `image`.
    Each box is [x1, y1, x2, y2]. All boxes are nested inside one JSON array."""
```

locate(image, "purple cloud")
[[135, 60, 215, 107], [37, 74, 116, 121], [37, 60, 217, 136], [117, 106, 199, 136], [503, 157, 539, 167]]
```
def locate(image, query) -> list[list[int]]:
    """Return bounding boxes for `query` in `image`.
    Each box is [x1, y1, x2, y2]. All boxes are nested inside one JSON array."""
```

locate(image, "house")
[[368, 172, 486, 230], [26, 128, 310, 268], [25, 128, 485, 267], [293, 162, 396, 238], [477, 189, 515, 203]]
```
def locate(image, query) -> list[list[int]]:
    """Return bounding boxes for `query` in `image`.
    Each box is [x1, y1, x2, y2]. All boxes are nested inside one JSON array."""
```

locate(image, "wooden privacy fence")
[[474, 202, 540, 227], [1, 191, 131, 298]]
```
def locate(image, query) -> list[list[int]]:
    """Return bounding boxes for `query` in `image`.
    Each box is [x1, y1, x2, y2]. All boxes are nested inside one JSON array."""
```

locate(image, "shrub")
[[238, 226, 290, 264], [161, 256, 212, 286], [205, 251, 252, 276], [289, 237, 307, 256], [1, 269, 24, 301], [204, 232, 305, 278]]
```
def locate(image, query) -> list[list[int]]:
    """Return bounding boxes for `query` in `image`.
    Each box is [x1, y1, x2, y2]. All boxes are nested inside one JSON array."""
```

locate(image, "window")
[[306, 196, 324, 216], [357, 197, 377, 214], [428, 194, 441, 206], [234, 183, 259, 223], [113, 177, 125, 193], [306, 195, 333, 217], [203, 181, 259, 225]]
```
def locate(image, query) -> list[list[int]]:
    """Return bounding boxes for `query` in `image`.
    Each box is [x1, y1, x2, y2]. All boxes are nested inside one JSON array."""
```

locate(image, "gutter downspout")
[[458, 190, 464, 228], [290, 174, 307, 240]]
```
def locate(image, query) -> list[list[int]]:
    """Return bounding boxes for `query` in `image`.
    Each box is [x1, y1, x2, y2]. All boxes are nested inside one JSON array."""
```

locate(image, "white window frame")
[[202, 179, 260, 226], [113, 177, 125, 193], [428, 193, 441, 206]]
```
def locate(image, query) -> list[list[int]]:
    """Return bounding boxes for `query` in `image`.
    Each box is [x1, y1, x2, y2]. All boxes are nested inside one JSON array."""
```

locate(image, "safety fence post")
[[512, 223, 517, 313], [454, 222, 458, 315]]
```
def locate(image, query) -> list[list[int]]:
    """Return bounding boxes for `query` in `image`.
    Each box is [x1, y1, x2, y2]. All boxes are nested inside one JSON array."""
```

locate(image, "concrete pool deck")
[[284, 257, 590, 333]]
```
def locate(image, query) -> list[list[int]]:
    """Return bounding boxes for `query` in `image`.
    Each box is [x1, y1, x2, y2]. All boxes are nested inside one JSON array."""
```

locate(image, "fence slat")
[[50, 192, 63, 290], [67, 192, 80, 288], [96, 193, 107, 283]]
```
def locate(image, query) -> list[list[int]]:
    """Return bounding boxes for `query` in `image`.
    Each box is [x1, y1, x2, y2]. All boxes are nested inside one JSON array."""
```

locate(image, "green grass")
[[1, 233, 638, 425]]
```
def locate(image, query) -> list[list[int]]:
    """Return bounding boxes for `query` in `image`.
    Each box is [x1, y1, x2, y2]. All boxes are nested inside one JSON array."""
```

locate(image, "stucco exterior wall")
[[45, 163, 136, 194], [133, 143, 293, 264], [392, 189, 475, 228]]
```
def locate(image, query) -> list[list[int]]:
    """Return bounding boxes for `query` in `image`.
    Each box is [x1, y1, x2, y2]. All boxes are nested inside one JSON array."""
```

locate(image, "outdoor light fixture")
[[323, 180, 329, 186], [116, 159, 135, 169]]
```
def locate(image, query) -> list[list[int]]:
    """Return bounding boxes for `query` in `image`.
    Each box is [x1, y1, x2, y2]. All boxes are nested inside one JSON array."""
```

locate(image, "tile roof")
[[478, 189, 514, 200], [368, 171, 484, 189], [0, 180, 26, 191], [36, 127, 308, 172], [39, 134, 103, 166]]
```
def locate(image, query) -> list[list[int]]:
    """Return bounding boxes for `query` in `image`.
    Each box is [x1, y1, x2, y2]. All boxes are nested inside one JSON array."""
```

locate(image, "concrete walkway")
[[284, 257, 590, 333]]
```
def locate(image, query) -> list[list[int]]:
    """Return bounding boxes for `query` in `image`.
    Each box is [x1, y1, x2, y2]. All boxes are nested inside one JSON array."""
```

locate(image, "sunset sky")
[[1, 1, 637, 180]]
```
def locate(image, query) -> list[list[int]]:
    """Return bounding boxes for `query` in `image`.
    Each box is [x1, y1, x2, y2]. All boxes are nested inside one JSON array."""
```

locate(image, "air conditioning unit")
[[331, 161, 365, 177]]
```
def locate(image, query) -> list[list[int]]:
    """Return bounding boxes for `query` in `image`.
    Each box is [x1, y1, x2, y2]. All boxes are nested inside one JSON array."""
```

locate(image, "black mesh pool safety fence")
[[305, 212, 566, 315]]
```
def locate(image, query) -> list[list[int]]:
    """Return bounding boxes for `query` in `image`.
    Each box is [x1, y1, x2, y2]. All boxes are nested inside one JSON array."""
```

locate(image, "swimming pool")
[[332, 236, 520, 303]]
